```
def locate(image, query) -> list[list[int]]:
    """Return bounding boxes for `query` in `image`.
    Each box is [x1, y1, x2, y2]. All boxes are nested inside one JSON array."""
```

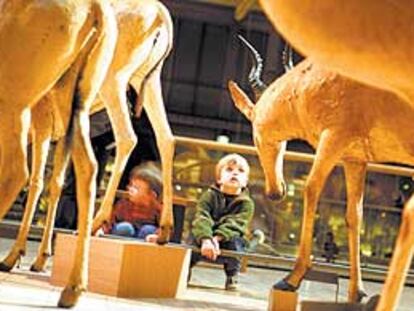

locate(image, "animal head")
[[227, 80, 287, 201]]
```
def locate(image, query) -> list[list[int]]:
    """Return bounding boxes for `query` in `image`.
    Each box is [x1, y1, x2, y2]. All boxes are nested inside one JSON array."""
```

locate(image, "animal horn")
[[282, 43, 294, 72], [237, 34, 267, 100]]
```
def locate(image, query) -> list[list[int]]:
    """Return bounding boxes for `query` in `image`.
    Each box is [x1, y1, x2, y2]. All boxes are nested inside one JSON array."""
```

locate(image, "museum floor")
[[0, 238, 413, 311]]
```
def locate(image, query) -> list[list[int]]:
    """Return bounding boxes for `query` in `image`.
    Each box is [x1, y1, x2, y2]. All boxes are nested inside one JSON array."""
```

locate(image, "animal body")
[[258, 0, 414, 105], [0, 0, 118, 307], [256, 1, 414, 310], [229, 58, 414, 304], [0, 0, 174, 278]]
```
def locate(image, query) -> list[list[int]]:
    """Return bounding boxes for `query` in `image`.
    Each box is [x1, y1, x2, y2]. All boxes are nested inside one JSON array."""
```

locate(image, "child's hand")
[[201, 239, 220, 261], [145, 234, 158, 243], [212, 236, 222, 251]]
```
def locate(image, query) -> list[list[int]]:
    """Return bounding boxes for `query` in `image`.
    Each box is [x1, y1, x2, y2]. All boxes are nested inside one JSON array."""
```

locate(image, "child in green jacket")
[[189, 153, 255, 290]]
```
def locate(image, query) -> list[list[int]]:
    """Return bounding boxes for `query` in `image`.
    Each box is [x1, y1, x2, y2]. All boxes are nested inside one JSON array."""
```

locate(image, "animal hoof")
[[363, 294, 380, 311], [58, 285, 84, 308], [0, 262, 13, 272], [30, 262, 45, 273], [356, 289, 368, 302], [273, 278, 298, 291], [156, 235, 169, 245], [156, 226, 172, 245], [91, 215, 110, 234], [30, 253, 50, 272], [266, 192, 285, 202]]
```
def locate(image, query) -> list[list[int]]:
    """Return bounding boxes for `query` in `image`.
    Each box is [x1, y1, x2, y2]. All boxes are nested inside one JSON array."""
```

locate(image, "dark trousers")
[[190, 237, 245, 277]]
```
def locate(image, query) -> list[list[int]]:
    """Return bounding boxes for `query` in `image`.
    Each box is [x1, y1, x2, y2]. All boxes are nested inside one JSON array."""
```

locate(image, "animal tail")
[[228, 80, 255, 121]]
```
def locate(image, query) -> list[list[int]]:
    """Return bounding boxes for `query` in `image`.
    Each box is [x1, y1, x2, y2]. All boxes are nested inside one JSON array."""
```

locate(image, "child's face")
[[218, 161, 249, 195], [127, 178, 156, 206]]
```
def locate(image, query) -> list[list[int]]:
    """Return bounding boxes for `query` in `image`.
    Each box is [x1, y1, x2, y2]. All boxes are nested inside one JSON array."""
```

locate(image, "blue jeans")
[[111, 222, 157, 239]]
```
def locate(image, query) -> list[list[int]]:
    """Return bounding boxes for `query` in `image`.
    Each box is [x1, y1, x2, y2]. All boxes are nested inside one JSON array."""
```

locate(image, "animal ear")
[[228, 80, 255, 121]]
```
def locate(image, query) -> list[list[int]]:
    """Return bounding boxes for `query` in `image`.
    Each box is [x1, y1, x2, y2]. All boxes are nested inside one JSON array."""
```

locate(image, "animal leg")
[[31, 139, 69, 272], [0, 104, 52, 272], [58, 109, 98, 307], [0, 108, 30, 221], [29, 43, 97, 272], [91, 77, 137, 234], [375, 196, 414, 311], [343, 161, 367, 302], [274, 130, 349, 290], [57, 1, 118, 307], [133, 66, 175, 244]]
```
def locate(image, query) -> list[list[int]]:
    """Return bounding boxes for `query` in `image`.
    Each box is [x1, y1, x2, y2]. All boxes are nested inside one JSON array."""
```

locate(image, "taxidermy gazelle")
[[228, 37, 414, 305], [0, 0, 118, 307], [0, 0, 174, 276], [255, 1, 414, 310]]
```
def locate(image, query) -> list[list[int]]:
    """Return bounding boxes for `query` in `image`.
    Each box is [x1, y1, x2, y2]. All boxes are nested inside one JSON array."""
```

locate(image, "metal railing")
[[175, 135, 414, 177]]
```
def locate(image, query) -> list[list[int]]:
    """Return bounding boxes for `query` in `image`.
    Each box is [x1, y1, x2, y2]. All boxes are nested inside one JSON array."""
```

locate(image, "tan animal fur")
[[255, 1, 414, 310], [228, 59, 414, 304], [0, 0, 174, 275], [257, 1, 414, 105], [0, 0, 118, 307]]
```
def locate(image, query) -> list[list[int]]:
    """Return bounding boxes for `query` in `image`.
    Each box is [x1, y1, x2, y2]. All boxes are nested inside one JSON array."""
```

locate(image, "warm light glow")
[[287, 184, 295, 196], [216, 135, 230, 144]]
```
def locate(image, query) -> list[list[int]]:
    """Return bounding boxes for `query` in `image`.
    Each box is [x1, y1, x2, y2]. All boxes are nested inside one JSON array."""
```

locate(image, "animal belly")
[[342, 139, 371, 162], [368, 129, 414, 166]]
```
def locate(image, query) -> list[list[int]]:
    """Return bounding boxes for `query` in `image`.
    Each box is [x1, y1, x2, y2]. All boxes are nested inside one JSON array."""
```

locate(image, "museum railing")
[[2, 134, 412, 275], [173, 135, 414, 272]]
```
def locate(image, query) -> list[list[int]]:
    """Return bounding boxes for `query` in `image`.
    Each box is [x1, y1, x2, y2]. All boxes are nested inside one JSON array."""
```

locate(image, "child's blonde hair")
[[215, 153, 250, 181]]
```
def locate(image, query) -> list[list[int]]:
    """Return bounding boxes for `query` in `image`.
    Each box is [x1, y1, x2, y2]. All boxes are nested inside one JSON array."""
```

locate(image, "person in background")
[[189, 153, 255, 291], [98, 162, 163, 241], [323, 231, 339, 263]]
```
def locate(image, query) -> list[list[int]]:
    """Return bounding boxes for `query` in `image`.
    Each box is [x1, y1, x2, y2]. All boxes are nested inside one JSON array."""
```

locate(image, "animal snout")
[[266, 192, 285, 201], [266, 181, 287, 202]]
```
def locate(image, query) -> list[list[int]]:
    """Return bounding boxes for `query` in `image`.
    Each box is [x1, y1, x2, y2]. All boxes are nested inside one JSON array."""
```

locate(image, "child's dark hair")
[[129, 162, 163, 200]]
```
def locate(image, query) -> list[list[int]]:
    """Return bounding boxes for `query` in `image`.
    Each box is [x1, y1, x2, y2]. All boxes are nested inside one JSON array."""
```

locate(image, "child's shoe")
[[225, 274, 239, 291]]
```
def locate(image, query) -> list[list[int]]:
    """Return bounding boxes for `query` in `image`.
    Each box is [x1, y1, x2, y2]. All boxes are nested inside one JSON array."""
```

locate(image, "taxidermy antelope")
[[256, 1, 414, 310], [228, 37, 414, 304], [0, 0, 118, 307], [0, 0, 174, 279]]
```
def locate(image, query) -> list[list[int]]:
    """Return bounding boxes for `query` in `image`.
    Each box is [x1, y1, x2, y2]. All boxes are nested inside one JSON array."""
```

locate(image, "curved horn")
[[282, 43, 294, 72], [237, 34, 267, 100]]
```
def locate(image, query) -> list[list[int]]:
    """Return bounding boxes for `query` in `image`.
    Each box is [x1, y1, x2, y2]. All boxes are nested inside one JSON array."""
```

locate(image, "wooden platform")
[[2, 237, 414, 310], [301, 301, 363, 311], [268, 289, 298, 311], [50, 233, 191, 298]]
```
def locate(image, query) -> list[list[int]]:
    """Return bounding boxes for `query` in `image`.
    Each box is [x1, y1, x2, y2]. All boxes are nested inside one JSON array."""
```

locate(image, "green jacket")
[[192, 185, 255, 244]]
